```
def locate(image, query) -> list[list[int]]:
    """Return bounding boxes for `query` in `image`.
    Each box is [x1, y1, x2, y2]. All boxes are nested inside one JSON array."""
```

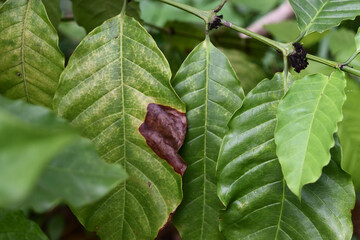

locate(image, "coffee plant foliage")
[[0, 0, 359, 239]]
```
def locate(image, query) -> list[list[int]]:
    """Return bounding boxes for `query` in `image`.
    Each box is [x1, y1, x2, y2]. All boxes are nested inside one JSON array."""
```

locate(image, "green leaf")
[[42, 0, 61, 28], [54, 12, 185, 239], [0, 209, 48, 240], [171, 39, 244, 240], [233, 0, 279, 13], [217, 73, 355, 240], [339, 78, 360, 190], [71, 0, 140, 32], [219, 48, 265, 94], [23, 137, 127, 212], [0, 0, 64, 108], [0, 96, 76, 206], [275, 71, 346, 197], [289, 0, 360, 36], [0, 96, 125, 210]]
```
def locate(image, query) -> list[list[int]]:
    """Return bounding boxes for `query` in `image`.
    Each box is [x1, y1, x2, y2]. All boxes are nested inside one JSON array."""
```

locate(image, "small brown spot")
[[114, 36, 118, 39], [95, 226, 99, 230], [139, 103, 187, 176], [147, 181, 151, 187], [16, 72, 21, 77]]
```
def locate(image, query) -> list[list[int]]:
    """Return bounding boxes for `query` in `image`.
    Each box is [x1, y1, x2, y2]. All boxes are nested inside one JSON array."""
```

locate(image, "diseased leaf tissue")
[[139, 103, 187, 176]]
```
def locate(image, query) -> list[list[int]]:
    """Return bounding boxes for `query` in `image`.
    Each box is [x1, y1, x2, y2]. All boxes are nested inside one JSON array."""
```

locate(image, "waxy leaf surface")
[[0, 0, 64, 108], [339, 79, 360, 190], [172, 39, 244, 240], [54, 13, 185, 240], [289, 0, 360, 35], [0, 209, 48, 240], [217, 74, 354, 240], [275, 71, 346, 197]]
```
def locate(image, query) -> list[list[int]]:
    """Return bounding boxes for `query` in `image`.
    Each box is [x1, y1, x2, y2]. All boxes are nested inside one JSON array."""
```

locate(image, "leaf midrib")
[[119, 13, 127, 238], [199, 38, 210, 240], [21, 0, 31, 102], [304, 0, 329, 33], [298, 78, 329, 193]]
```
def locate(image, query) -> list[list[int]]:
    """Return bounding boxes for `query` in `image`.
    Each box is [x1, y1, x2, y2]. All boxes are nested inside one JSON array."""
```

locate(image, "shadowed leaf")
[[71, 0, 140, 32], [0, 209, 48, 240]]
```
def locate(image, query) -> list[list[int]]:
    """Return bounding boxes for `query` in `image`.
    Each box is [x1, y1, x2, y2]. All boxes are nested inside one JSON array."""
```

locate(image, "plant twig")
[[158, 0, 211, 22], [213, 0, 227, 13], [307, 54, 360, 77]]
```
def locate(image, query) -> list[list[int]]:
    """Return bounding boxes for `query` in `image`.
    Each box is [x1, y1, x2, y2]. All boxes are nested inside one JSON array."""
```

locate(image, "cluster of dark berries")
[[209, 15, 223, 30], [289, 43, 309, 73]]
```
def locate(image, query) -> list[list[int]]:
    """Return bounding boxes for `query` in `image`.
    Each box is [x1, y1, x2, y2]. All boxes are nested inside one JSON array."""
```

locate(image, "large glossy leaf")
[[0, 0, 64, 108], [289, 0, 360, 36], [275, 71, 346, 197], [42, 0, 61, 28], [217, 74, 355, 240], [53, 11, 185, 239], [0, 209, 48, 240], [171, 39, 244, 240], [71, 0, 140, 32], [23, 137, 127, 212], [0, 96, 126, 210], [339, 78, 360, 190]]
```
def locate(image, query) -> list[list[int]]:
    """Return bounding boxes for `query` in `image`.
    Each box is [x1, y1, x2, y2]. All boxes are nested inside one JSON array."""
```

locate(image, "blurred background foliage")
[[0, 0, 359, 239]]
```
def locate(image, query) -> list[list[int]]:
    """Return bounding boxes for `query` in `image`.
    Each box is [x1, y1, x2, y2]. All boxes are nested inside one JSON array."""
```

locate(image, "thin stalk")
[[214, 0, 227, 12], [343, 51, 360, 66], [158, 0, 210, 22], [307, 54, 360, 77], [283, 54, 289, 92], [220, 19, 292, 55]]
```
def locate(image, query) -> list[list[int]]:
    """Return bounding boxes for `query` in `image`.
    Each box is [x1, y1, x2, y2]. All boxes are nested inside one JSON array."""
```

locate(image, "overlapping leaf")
[[24, 138, 127, 212], [42, 0, 61, 28], [0, 209, 48, 240], [0, 96, 126, 210], [54, 12, 185, 240], [289, 0, 360, 35], [171, 39, 244, 240], [71, 0, 140, 32], [217, 74, 355, 240], [0, 0, 64, 108], [275, 71, 346, 197], [339, 78, 360, 190]]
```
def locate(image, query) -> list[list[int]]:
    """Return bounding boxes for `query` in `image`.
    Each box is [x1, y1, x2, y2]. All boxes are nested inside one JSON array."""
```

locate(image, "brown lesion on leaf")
[[139, 103, 187, 176]]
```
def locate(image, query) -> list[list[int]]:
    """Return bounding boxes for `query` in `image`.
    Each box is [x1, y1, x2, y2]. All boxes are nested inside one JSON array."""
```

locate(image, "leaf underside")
[[275, 71, 346, 197], [217, 74, 354, 240], [54, 13, 185, 240], [171, 39, 244, 240], [289, 0, 360, 35], [0, 0, 64, 108]]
